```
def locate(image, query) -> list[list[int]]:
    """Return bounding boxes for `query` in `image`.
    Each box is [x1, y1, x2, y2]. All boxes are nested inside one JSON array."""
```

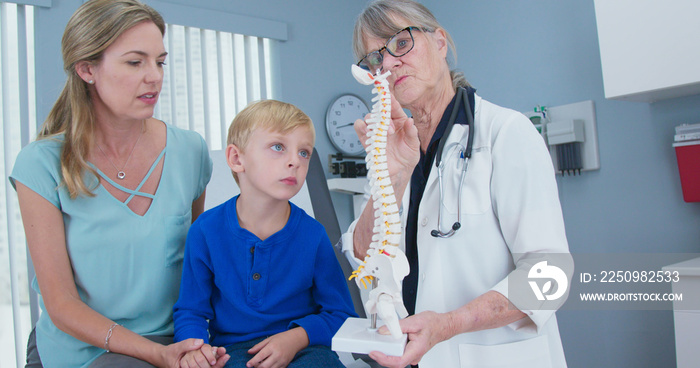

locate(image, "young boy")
[[173, 100, 357, 368]]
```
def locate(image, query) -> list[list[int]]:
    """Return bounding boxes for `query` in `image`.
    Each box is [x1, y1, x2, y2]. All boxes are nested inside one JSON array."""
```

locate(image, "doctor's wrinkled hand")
[[369, 311, 455, 368], [354, 93, 420, 183]]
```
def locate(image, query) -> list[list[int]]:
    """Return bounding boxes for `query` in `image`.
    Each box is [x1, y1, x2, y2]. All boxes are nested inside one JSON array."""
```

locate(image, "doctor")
[[340, 0, 572, 367]]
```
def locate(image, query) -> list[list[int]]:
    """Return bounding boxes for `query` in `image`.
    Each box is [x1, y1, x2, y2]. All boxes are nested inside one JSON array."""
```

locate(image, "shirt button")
[[250, 247, 255, 254], [421, 217, 428, 226], [421, 273, 426, 281], [252, 273, 261, 280]]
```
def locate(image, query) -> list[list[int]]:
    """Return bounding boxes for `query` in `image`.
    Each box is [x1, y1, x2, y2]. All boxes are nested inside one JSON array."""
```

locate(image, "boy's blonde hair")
[[227, 99, 315, 182]]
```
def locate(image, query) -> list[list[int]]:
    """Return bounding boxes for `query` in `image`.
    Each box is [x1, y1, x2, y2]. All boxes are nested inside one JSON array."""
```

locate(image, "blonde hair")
[[352, 0, 469, 89], [227, 100, 315, 183], [38, 0, 165, 198]]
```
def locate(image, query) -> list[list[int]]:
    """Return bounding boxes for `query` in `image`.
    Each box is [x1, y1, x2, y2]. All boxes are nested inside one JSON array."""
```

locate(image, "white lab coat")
[[341, 94, 571, 368]]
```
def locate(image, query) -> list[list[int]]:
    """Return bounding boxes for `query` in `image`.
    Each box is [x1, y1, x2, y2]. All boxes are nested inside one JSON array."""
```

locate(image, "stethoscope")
[[430, 87, 475, 238]]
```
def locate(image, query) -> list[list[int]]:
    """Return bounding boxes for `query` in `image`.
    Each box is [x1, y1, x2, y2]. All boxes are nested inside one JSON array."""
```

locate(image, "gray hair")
[[352, 0, 469, 89]]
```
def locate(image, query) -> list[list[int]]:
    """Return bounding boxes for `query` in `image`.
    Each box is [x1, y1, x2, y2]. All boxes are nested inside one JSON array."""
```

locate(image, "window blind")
[[155, 24, 276, 150], [1, 3, 36, 367]]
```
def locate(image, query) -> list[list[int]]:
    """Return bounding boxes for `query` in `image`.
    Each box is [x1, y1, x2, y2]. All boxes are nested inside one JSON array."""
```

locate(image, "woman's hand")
[[354, 92, 420, 186], [369, 311, 455, 368], [159, 339, 228, 368]]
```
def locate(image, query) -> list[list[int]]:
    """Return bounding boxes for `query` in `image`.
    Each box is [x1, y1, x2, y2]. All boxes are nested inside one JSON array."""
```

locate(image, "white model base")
[[332, 317, 407, 357]]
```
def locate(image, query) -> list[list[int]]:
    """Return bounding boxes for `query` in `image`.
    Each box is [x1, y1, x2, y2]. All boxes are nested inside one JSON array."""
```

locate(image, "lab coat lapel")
[[423, 123, 469, 196]]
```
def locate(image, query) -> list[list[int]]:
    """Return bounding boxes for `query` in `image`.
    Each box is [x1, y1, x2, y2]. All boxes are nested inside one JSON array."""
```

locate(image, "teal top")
[[10, 123, 213, 368]]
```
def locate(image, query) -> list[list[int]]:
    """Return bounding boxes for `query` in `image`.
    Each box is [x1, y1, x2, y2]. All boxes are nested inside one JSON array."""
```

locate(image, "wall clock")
[[325, 94, 369, 156]]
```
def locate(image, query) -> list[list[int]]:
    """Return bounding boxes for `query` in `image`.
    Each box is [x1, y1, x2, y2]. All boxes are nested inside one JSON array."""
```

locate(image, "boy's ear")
[[225, 144, 245, 174]]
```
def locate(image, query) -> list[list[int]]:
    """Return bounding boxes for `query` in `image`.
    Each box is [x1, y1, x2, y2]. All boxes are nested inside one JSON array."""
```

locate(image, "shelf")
[[327, 178, 367, 195]]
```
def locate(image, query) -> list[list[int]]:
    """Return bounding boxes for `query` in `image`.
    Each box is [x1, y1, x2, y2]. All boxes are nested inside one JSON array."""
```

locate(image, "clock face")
[[326, 94, 369, 156]]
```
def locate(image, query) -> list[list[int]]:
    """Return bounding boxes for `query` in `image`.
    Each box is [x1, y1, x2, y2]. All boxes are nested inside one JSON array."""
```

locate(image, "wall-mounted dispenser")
[[526, 100, 600, 176], [673, 123, 700, 202], [547, 119, 586, 175]]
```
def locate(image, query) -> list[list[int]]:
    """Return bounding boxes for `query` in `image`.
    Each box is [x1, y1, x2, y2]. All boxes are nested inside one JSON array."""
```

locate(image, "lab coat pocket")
[[458, 334, 552, 368], [164, 213, 190, 267], [443, 148, 491, 215]]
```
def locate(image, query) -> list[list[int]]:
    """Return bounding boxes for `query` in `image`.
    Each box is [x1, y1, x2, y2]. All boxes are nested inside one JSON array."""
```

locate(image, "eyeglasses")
[[357, 26, 425, 74]]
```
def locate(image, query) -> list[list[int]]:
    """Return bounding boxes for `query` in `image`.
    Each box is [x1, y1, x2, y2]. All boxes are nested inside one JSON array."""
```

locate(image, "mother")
[[341, 1, 572, 367], [11, 0, 226, 366]]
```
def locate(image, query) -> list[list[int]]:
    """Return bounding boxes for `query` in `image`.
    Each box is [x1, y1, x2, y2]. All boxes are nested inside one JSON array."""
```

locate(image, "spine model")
[[349, 65, 409, 339]]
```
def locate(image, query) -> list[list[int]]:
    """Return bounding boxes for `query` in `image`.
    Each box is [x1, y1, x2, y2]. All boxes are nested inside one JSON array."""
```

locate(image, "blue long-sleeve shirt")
[[174, 195, 357, 347]]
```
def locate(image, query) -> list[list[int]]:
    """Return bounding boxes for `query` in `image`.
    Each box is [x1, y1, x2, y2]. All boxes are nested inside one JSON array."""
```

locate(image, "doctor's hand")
[[369, 311, 455, 368], [354, 93, 420, 185]]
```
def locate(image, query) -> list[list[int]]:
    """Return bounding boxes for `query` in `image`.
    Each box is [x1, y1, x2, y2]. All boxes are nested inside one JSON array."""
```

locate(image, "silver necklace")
[[95, 127, 145, 180]]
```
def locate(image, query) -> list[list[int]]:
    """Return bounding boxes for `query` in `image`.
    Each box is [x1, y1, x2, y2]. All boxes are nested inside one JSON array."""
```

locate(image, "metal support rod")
[[370, 278, 378, 329]]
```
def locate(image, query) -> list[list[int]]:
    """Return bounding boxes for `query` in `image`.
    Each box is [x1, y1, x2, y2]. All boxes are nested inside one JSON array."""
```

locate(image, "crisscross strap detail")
[[90, 149, 166, 204]]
